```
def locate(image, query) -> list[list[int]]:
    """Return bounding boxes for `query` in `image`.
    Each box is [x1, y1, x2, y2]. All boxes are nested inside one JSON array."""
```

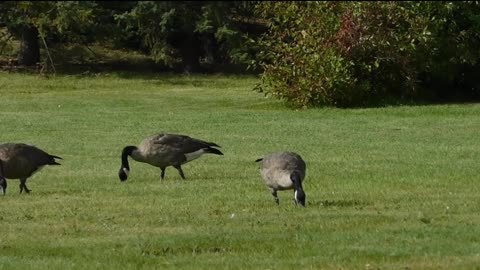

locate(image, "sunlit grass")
[[0, 72, 479, 269]]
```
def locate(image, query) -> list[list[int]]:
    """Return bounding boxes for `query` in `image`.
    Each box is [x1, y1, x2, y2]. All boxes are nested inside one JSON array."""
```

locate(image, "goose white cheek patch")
[[123, 168, 130, 177]]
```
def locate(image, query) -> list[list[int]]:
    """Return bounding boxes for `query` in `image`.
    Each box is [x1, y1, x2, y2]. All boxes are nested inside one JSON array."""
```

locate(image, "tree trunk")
[[202, 33, 218, 65], [180, 33, 201, 73], [17, 25, 40, 66]]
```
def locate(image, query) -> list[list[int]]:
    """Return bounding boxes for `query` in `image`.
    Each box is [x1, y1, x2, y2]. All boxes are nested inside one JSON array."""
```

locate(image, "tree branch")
[[0, 33, 13, 56], [40, 34, 56, 75]]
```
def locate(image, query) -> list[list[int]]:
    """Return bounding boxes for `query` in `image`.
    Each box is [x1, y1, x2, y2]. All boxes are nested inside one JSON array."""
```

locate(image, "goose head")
[[119, 146, 137, 182], [294, 188, 306, 207], [291, 171, 306, 207]]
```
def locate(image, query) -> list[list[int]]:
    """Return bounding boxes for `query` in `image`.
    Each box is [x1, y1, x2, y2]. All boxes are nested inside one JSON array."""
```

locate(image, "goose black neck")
[[121, 146, 137, 170], [291, 171, 303, 190]]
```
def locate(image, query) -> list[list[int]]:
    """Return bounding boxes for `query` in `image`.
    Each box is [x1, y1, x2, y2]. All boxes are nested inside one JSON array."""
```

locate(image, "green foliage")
[[0, 1, 98, 42], [115, 1, 178, 66], [253, 2, 352, 107], [1, 1, 264, 72], [0, 27, 15, 57], [0, 1, 131, 68], [254, 1, 480, 108], [115, 1, 261, 68]]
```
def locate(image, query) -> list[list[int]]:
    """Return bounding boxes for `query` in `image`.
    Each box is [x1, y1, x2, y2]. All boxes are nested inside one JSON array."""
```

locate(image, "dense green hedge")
[[254, 2, 480, 108]]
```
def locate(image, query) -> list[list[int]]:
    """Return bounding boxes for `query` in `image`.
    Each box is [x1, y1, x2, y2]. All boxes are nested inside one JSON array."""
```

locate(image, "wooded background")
[[1, 1, 479, 107]]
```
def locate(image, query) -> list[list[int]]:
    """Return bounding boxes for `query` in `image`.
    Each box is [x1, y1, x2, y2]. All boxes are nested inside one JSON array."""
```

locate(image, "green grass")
[[0, 72, 479, 270]]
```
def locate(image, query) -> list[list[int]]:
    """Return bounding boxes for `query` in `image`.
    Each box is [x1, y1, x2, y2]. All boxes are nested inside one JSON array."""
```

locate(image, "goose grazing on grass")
[[118, 133, 223, 182], [255, 152, 307, 207], [0, 143, 62, 195]]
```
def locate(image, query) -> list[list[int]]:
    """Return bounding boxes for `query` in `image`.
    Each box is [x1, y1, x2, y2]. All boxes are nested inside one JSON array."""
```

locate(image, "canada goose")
[[118, 133, 223, 181], [255, 152, 307, 207], [0, 143, 62, 195]]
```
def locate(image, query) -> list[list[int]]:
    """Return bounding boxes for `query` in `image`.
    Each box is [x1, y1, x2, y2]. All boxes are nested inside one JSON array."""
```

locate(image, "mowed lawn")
[[0, 72, 479, 270]]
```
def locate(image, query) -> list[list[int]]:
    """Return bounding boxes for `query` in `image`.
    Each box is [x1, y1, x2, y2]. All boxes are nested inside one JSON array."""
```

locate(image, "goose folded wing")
[[153, 134, 218, 153]]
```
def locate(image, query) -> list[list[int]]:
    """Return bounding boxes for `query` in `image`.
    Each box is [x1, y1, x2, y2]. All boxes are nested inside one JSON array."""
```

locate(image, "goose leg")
[[0, 163, 5, 195], [19, 178, 31, 194], [272, 190, 279, 205], [160, 167, 166, 180], [173, 165, 186, 180], [0, 177, 6, 195]]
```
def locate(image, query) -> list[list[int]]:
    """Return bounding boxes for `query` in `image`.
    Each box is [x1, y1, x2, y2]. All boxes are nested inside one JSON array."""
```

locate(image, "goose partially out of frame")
[[0, 143, 62, 195]]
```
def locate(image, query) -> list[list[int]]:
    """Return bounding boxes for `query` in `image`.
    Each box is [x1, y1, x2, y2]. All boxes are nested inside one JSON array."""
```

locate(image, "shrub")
[[254, 1, 480, 108]]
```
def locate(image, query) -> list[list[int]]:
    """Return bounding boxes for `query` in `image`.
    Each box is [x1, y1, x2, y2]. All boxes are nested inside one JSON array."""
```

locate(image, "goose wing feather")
[[151, 133, 219, 154]]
